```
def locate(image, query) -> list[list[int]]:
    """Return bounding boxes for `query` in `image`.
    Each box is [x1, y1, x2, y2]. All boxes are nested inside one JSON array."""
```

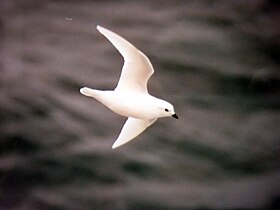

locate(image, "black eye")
[[165, 108, 169, 112]]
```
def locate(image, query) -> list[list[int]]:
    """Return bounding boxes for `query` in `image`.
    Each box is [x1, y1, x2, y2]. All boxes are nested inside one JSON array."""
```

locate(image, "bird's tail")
[[80, 87, 99, 98]]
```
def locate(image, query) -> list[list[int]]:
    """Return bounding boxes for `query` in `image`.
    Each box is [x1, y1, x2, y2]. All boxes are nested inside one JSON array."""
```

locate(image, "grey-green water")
[[1, 0, 279, 209]]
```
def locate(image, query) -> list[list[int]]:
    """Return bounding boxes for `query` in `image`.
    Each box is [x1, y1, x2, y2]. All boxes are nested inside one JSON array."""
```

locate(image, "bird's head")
[[156, 99, 178, 119]]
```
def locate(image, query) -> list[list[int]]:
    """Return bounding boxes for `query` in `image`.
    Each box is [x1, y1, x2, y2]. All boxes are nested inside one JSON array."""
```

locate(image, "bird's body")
[[80, 25, 178, 149], [81, 88, 173, 119]]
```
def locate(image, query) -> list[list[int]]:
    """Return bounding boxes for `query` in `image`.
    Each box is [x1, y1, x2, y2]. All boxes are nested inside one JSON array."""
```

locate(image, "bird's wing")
[[97, 25, 154, 93], [112, 117, 157, 149]]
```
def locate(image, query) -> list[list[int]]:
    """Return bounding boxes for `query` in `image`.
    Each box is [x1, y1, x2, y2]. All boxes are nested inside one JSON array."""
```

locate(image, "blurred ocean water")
[[0, 0, 279, 209]]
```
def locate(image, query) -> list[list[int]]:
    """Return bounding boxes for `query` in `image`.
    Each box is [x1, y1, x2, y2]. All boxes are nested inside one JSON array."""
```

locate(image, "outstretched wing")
[[97, 25, 154, 93], [112, 117, 157, 149]]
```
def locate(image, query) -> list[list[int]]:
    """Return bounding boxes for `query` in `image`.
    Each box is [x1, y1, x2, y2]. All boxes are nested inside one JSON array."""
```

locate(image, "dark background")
[[0, 0, 279, 209]]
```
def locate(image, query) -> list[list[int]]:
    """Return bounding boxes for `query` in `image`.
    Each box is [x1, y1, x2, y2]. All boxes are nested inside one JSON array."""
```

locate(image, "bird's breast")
[[97, 91, 157, 119]]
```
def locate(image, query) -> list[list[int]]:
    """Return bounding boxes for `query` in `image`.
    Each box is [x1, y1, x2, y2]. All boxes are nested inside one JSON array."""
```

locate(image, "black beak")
[[172, 113, 178, 119]]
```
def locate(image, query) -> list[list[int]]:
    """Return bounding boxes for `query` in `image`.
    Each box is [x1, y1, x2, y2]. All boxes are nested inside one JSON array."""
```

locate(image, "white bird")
[[80, 25, 178, 149]]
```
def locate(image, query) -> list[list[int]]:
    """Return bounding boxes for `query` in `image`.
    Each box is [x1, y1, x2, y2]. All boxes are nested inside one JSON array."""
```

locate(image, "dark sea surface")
[[0, 0, 280, 209]]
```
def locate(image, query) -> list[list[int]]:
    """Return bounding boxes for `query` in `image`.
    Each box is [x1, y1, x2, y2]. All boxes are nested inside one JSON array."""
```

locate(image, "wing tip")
[[112, 141, 121, 149], [96, 25, 106, 34]]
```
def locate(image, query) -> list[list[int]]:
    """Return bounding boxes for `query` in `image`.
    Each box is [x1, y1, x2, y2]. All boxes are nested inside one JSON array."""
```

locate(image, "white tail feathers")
[[80, 87, 98, 97]]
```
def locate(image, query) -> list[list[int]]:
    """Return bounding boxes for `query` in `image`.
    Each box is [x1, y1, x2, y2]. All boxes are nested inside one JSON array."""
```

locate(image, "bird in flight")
[[80, 25, 178, 149]]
